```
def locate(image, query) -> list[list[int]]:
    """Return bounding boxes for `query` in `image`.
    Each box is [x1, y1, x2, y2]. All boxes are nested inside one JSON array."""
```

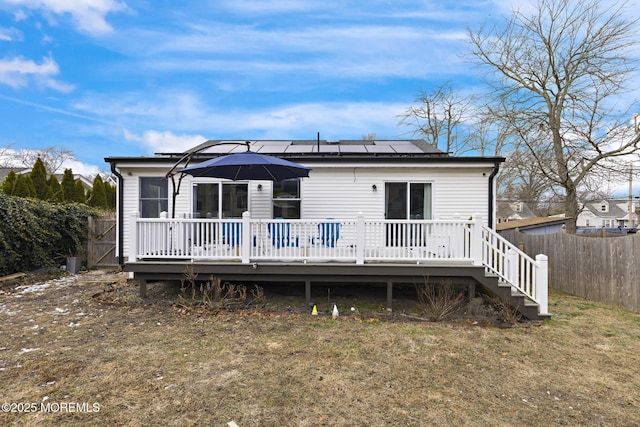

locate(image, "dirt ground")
[[1, 269, 639, 426]]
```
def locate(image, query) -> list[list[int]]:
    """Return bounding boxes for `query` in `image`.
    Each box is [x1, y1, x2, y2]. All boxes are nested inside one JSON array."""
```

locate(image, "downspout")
[[110, 161, 125, 268], [488, 160, 500, 229]]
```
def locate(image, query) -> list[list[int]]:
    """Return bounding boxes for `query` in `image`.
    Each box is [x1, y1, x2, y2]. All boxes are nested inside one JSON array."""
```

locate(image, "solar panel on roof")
[[256, 145, 289, 154], [202, 145, 237, 154], [285, 145, 314, 153], [253, 140, 291, 146], [391, 144, 423, 153], [315, 145, 340, 152], [365, 145, 395, 153], [338, 145, 368, 153], [250, 140, 291, 153]]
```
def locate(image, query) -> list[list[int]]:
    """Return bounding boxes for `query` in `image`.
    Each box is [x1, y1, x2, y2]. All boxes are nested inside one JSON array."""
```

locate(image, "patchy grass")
[[0, 271, 639, 426]]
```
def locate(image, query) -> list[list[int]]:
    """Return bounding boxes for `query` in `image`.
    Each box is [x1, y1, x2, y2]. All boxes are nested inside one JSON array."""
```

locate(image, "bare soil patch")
[[1, 270, 639, 426]]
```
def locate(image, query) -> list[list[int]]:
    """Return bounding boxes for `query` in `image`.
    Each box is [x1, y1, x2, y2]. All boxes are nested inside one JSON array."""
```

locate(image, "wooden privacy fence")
[[499, 230, 639, 313], [87, 215, 117, 269]]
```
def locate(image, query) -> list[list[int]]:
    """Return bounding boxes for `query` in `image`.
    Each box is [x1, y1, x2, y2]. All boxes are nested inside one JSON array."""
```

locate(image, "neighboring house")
[[577, 200, 636, 229], [51, 173, 94, 192], [0, 167, 95, 192], [105, 139, 550, 319], [0, 167, 30, 182], [497, 201, 536, 223], [496, 217, 568, 235]]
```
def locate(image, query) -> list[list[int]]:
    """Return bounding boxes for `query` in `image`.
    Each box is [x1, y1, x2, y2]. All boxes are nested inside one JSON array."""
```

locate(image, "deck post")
[[129, 211, 139, 263], [386, 281, 393, 311], [241, 211, 251, 264], [139, 278, 147, 298], [535, 254, 549, 316], [356, 215, 365, 264], [470, 213, 483, 265], [305, 280, 311, 305]]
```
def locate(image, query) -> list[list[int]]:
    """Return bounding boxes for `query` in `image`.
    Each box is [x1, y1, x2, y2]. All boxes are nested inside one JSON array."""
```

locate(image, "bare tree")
[[398, 82, 477, 155], [498, 141, 556, 214], [12, 146, 75, 174], [468, 0, 640, 232], [0, 144, 15, 168]]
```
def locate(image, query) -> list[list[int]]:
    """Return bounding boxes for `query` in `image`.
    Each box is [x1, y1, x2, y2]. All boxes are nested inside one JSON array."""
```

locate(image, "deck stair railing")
[[480, 225, 548, 315]]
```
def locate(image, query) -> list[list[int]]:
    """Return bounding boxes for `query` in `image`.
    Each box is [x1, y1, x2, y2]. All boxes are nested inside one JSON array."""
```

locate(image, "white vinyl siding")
[[300, 165, 491, 222], [114, 160, 495, 257]]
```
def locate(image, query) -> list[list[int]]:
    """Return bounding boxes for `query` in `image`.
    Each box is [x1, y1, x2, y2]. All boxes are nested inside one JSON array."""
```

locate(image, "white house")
[[577, 199, 636, 229], [105, 139, 549, 319]]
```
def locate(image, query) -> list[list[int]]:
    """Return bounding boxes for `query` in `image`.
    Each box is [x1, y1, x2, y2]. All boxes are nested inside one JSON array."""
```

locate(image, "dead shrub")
[[179, 272, 265, 313], [484, 294, 522, 325], [415, 278, 466, 321]]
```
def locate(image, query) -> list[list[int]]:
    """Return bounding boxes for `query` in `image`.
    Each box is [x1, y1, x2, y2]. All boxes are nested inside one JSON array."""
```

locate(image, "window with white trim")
[[273, 179, 301, 219], [140, 177, 168, 218]]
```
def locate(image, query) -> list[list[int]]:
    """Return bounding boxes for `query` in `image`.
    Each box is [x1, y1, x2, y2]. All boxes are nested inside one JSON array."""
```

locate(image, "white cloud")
[[0, 55, 73, 92], [0, 26, 21, 41], [123, 129, 207, 154], [13, 9, 26, 21], [0, 0, 128, 35], [75, 87, 408, 140], [60, 158, 101, 176], [232, 102, 408, 139], [127, 23, 470, 82]]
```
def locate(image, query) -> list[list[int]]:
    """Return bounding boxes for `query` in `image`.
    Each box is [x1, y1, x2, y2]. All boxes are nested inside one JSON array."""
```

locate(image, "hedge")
[[0, 193, 98, 276]]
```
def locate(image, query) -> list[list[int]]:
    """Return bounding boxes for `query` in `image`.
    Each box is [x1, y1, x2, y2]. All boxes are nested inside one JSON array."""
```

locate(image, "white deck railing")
[[128, 212, 548, 315], [481, 225, 548, 315]]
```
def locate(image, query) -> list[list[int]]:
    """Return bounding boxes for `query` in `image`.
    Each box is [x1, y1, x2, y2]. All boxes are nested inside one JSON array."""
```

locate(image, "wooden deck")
[[126, 215, 550, 320]]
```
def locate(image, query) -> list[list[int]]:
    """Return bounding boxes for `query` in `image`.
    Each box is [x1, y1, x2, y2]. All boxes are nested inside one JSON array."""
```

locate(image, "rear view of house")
[[105, 139, 549, 319]]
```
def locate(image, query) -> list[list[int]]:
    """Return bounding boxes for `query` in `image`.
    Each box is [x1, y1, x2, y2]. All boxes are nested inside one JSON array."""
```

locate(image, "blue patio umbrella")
[[180, 150, 311, 181]]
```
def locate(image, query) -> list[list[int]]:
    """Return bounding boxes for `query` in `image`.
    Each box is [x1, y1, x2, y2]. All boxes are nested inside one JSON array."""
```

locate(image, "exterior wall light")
[[257, 184, 263, 191], [372, 184, 377, 192]]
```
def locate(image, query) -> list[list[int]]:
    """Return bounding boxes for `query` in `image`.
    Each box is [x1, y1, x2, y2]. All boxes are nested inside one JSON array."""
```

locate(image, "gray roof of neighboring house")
[[497, 201, 536, 220], [496, 216, 569, 231], [582, 201, 628, 219], [0, 167, 29, 182]]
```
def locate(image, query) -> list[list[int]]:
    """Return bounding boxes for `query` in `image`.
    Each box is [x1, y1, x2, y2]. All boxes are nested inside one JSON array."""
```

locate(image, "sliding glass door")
[[192, 182, 248, 219], [385, 182, 431, 220], [385, 182, 432, 246]]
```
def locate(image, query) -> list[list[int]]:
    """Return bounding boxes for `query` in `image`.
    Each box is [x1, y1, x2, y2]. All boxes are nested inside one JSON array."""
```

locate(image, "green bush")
[[0, 193, 98, 275]]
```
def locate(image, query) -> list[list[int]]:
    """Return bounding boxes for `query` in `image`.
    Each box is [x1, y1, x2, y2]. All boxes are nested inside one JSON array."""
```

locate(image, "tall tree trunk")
[[564, 185, 579, 234]]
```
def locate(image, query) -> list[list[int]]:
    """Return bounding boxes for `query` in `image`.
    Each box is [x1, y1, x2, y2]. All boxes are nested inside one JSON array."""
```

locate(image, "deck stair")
[[478, 273, 550, 320]]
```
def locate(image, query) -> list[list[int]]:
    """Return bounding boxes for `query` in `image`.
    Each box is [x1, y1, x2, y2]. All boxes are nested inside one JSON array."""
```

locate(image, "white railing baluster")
[[481, 225, 548, 315]]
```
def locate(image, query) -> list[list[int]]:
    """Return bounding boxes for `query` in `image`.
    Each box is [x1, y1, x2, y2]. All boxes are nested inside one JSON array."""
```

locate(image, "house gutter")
[[109, 161, 125, 269], [488, 160, 501, 229]]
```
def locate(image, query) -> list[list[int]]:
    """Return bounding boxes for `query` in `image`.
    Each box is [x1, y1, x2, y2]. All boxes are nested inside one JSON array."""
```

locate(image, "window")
[[273, 179, 301, 219], [385, 182, 432, 220], [140, 177, 168, 218], [192, 182, 248, 218]]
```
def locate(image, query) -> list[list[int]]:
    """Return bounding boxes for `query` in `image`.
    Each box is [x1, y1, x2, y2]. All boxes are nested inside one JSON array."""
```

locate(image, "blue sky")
[[2, 0, 638, 180], [0, 0, 519, 174]]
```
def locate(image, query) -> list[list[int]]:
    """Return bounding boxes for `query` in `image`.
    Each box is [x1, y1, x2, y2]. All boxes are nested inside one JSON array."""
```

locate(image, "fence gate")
[[87, 215, 117, 268]]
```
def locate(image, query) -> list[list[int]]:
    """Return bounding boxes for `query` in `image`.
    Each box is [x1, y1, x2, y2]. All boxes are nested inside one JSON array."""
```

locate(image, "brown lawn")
[[0, 270, 639, 426]]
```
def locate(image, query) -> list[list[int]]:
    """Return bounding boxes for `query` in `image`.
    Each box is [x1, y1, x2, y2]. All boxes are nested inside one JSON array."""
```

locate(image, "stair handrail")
[[481, 225, 548, 314]]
